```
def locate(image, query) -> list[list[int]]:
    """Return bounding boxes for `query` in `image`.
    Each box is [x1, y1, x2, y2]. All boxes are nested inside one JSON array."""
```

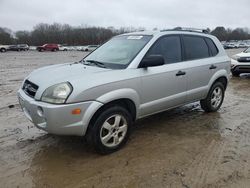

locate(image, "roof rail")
[[161, 27, 209, 34]]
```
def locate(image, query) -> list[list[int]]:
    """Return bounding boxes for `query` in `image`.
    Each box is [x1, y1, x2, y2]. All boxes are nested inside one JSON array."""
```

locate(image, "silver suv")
[[18, 29, 230, 153]]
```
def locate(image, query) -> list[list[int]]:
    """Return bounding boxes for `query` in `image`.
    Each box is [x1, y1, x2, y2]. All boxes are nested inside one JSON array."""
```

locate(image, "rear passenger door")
[[182, 35, 218, 102]]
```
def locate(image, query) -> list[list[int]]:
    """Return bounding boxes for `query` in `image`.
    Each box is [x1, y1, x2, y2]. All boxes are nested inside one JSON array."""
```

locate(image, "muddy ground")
[[0, 49, 250, 188]]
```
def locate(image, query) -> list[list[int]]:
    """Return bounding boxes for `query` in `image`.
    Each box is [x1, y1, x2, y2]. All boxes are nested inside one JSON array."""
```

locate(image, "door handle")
[[209, 65, 217, 69], [176, 70, 186, 76]]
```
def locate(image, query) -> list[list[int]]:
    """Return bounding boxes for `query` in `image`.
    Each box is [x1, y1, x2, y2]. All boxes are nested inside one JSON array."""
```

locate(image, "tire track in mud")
[[181, 120, 250, 188]]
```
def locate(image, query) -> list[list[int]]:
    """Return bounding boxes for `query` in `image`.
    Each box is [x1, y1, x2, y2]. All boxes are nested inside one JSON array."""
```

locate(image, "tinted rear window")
[[205, 38, 218, 56], [183, 36, 210, 60]]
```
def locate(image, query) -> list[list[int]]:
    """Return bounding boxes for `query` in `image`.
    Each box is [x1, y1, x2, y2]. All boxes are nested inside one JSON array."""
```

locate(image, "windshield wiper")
[[84, 60, 106, 68]]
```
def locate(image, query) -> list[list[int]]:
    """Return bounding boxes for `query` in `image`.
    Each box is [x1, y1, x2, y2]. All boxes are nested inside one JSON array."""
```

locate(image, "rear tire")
[[0, 48, 6, 52], [200, 82, 225, 112], [86, 106, 132, 154]]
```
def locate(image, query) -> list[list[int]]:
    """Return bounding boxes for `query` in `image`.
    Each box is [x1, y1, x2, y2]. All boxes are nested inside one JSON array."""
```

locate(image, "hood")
[[27, 63, 111, 99], [236, 52, 250, 58]]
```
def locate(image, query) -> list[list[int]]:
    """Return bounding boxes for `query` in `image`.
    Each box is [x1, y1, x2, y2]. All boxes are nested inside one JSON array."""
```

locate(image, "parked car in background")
[[223, 43, 236, 49], [18, 29, 230, 154], [231, 47, 250, 76], [82, 45, 99, 51], [76, 46, 85, 51], [8, 44, 29, 51], [0, 44, 9, 52], [36, 44, 59, 52], [68, 46, 77, 51], [58, 45, 70, 51], [29, 46, 37, 51], [238, 43, 248, 48]]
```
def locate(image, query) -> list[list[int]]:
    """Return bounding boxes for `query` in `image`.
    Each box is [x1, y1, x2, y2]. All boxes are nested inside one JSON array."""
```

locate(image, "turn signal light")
[[72, 108, 81, 115]]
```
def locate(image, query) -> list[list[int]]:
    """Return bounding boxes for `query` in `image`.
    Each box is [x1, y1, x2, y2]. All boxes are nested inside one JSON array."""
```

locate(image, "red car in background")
[[36, 44, 59, 52]]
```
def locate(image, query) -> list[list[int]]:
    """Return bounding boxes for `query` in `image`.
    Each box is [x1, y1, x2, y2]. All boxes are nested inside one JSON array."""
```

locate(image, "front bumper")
[[231, 59, 250, 73], [17, 89, 103, 136]]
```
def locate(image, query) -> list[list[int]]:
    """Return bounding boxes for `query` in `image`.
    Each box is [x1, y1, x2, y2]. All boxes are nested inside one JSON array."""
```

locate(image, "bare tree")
[[1, 24, 250, 45], [0, 27, 13, 44], [211, 26, 250, 41]]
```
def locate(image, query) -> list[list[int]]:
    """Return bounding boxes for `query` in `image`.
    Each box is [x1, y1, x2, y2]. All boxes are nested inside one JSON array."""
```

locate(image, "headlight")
[[41, 82, 72, 104]]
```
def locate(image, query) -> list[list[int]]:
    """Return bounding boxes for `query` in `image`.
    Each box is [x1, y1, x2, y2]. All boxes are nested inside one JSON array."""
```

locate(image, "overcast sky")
[[0, 0, 249, 31]]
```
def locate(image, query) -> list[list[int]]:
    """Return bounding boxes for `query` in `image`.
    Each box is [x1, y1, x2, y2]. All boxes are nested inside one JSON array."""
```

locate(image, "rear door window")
[[183, 35, 210, 60]]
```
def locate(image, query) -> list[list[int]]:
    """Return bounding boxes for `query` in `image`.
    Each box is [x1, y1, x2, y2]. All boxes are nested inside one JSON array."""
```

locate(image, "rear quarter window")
[[183, 35, 210, 61], [205, 38, 219, 56]]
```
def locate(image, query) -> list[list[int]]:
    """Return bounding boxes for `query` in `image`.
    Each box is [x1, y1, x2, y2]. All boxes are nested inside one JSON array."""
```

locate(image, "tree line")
[[0, 23, 250, 45], [210, 27, 250, 41]]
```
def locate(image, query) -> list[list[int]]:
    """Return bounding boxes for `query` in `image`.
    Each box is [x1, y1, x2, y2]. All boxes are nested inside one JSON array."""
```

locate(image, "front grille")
[[238, 57, 250, 62], [238, 65, 250, 70], [22, 80, 39, 98]]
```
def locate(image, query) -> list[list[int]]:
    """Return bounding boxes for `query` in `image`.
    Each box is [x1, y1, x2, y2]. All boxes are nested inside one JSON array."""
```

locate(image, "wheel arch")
[[213, 76, 228, 89], [95, 88, 140, 116], [82, 88, 140, 136], [208, 70, 229, 90], [84, 98, 137, 137], [91, 98, 136, 123]]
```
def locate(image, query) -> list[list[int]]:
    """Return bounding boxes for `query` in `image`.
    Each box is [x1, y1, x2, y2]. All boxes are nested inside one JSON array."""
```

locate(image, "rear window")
[[205, 38, 218, 56], [183, 36, 210, 60]]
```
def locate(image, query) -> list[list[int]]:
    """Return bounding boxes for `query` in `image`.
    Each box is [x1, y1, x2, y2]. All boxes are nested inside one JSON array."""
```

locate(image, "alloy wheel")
[[100, 114, 128, 148], [211, 86, 222, 109]]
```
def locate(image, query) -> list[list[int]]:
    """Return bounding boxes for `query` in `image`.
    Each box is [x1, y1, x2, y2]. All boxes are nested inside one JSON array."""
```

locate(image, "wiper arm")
[[85, 60, 106, 68], [70, 59, 85, 64], [78, 59, 85, 64]]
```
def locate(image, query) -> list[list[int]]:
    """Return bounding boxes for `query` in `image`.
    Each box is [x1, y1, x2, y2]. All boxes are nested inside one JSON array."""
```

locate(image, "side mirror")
[[140, 55, 165, 68]]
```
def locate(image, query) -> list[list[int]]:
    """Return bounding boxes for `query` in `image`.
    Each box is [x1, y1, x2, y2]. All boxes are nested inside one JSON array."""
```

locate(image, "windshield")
[[84, 35, 152, 69], [244, 47, 250, 53]]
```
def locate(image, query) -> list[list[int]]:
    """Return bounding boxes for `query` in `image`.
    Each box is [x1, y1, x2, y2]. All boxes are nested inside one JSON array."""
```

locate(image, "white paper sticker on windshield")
[[127, 36, 143, 40]]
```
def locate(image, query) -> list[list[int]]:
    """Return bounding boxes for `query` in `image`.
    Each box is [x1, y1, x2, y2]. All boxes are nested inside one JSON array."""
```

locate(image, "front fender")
[[81, 101, 103, 135], [81, 88, 140, 136], [96, 88, 140, 116]]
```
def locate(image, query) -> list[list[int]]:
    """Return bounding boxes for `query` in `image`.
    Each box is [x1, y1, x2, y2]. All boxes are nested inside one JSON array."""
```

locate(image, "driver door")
[[139, 35, 188, 117]]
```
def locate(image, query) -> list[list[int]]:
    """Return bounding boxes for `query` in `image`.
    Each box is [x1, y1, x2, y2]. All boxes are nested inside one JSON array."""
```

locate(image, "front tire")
[[87, 106, 132, 154], [200, 82, 225, 112]]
